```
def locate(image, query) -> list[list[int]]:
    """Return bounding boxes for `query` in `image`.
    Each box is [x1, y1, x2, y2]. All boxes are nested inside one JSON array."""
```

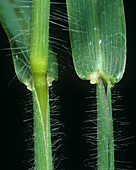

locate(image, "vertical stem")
[[107, 84, 114, 170], [32, 80, 53, 170], [96, 80, 114, 170], [30, 0, 53, 169]]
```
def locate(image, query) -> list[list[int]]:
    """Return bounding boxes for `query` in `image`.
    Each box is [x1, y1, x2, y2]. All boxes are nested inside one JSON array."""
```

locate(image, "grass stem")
[[96, 78, 114, 170], [30, 0, 53, 169]]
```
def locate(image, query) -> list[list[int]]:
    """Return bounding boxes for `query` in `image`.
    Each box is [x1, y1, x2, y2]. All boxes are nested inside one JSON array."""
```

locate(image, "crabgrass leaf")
[[0, 0, 58, 90], [0, 0, 32, 89], [67, 1, 126, 169], [67, 0, 126, 86]]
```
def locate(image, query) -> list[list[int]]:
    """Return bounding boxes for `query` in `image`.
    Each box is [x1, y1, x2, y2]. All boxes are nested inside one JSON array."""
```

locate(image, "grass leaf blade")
[[0, 0, 32, 89], [67, 0, 126, 85]]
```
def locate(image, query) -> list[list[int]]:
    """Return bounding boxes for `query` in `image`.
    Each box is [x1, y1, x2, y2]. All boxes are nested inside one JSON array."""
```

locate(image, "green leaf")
[[0, 0, 32, 89], [66, 1, 120, 169], [0, 0, 58, 90], [67, 0, 126, 85], [0, 0, 57, 169]]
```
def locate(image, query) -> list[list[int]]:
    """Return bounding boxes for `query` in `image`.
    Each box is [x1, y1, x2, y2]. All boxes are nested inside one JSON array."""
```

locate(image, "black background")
[[0, 0, 136, 169]]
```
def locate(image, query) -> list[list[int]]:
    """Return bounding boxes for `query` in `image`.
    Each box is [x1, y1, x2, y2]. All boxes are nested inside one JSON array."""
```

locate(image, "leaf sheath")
[[96, 80, 114, 170], [33, 83, 53, 170]]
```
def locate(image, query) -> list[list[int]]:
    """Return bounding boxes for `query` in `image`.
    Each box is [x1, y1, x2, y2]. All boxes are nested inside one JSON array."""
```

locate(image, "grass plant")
[[0, 0, 127, 169], [66, 0, 126, 169], [0, 0, 58, 169]]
